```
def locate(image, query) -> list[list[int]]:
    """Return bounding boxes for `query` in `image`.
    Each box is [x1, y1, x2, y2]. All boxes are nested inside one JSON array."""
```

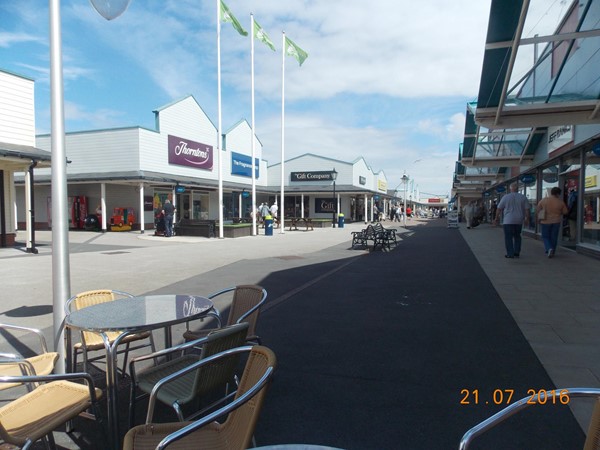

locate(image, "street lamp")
[[401, 173, 409, 227], [331, 168, 338, 227]]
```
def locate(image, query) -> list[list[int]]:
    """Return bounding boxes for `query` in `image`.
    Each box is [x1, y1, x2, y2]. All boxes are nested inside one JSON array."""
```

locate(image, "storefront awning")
[[475, 0, 600, 130], [0, 142, 52, 170]]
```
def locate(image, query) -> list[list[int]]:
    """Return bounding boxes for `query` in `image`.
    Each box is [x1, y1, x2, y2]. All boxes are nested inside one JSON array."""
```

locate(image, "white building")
[[0, 69, 50, 249]]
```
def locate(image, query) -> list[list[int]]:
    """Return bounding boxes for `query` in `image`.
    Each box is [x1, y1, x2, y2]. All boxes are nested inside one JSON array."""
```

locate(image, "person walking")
[[536, 187, 568, 258], [493, 182, 530, 258], [162, 199, 176, 237], [463, 201, 475, 229]]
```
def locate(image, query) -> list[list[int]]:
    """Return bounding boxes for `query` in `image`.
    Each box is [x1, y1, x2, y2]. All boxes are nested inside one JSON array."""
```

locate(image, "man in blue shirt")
[[494, 183, 530, 258]]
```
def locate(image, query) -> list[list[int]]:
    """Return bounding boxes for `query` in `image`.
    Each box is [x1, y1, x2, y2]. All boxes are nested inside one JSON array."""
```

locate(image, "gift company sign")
[[291, 171, 334, 182], [168, 135, 213, 170]]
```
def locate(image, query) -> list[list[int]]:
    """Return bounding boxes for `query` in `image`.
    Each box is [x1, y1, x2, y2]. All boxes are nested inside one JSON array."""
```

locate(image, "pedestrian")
[[162, 199, 176, 237], [463, 201, 475, 229], [270, 202, 278, 226], [494, 182, 530, 258], [536, 187, 568, 258]]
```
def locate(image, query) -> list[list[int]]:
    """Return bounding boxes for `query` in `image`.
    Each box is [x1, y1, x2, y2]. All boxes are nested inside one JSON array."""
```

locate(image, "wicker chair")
[[0, 323, 58, 392], [459, 387, 600, 449], [66, 289, 156, 374], [183, 285, 267, 345], [0, 372, 102, 449], [128, 322, 249, 427], [123, 345, 276, 450]]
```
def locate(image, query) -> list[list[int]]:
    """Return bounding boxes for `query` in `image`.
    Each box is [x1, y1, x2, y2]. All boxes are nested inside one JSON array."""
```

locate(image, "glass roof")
[[475, 0, 600, 129]]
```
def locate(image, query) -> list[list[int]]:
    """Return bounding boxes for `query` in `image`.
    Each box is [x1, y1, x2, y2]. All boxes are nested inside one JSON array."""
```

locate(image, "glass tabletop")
[[65, 294, 213, 332]]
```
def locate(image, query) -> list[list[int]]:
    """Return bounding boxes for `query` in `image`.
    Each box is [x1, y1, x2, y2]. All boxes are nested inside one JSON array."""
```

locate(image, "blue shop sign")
[[231, 152, 259, 178], [496, 185, 506, 193], [520, 174, 536, 185]]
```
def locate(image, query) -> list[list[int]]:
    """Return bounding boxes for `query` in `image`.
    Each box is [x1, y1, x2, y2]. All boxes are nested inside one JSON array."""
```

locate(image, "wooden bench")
[[174, 219, 216, 238], [288, 217, 314, 231]]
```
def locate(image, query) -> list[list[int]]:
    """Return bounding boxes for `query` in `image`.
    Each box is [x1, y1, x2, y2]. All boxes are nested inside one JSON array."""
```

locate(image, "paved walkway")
[[1, 218, 599, 448]]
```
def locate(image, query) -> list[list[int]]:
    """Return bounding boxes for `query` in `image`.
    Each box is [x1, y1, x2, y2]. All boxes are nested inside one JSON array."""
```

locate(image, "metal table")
[[65, 294, 215, 450]]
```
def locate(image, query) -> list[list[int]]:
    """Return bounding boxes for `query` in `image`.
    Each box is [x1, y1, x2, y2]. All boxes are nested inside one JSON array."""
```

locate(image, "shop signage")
[[547, 125, 573, 155], [496, 185, 506, 193], [593, 143, 600, 156], [144, 196, 153, 211], [359, 176, 366, 185], [231, 152, 259, 178], [175, 295, 210, 319], [585, 175, 597, 188], [168, 135, 213, 170], [428, 198, 441, 203], [520, 174, 536, 185], [377, 180, 387, 191], [291, 171, 334, 182], [315, 198, 335, 213], [175, 185, 185, 194]]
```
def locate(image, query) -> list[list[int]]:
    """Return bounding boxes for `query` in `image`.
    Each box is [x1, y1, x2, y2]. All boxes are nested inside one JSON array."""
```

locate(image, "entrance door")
[[176, 194, 191, 220]]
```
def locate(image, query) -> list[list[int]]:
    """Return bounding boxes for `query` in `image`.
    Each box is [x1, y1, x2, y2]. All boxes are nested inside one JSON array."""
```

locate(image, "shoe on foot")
[[548, 249, 554, 258], [505, 255, 514, 259]]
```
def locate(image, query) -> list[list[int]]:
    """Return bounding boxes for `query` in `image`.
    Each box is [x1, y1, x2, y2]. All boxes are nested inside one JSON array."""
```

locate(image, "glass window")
[[561, 153, 581, 247], [582, 148, 600, 246]]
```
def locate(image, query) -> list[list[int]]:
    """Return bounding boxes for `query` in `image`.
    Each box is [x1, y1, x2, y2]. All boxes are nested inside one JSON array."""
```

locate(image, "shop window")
[[582, 149, 600, 246], [561, 153, 581, 247]]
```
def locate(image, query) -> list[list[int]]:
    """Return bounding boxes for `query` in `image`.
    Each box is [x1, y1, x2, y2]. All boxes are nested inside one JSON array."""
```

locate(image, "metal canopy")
[[455, 0, 600, 197], [475, 0, 600, 129]]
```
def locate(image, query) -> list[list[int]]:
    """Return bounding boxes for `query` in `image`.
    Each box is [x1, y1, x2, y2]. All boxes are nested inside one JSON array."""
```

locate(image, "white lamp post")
[[402, 173, 409, 226], [331, 168, 338, 227], [49, 2, 130, 447]]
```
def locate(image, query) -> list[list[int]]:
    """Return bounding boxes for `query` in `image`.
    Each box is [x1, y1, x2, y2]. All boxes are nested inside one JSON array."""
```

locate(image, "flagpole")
[[216, 0, 224, 238], [280, 31, 286, 234], [250, 14, 257, 236]]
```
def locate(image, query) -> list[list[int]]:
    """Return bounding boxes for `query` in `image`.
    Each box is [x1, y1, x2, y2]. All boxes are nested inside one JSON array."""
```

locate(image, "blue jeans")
[[540, 222, 561, 253], [503, 224, 523, 257], [165, 214, 174, 236]]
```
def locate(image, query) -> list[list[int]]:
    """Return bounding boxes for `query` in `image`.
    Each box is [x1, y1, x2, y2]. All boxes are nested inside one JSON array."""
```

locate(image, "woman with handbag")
[[536, 187, 568, 258]]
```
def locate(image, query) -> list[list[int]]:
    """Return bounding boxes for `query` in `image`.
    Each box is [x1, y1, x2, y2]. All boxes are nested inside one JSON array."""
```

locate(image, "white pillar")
[[100, 183, 107, 231], [25, 170, 33, 250], [301, 194, 305, 218], [364, 193, 368, 224], [138, 182, 145, 234]]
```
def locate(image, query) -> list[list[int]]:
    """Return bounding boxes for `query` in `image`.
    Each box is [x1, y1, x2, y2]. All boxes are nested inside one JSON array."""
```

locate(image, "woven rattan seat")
[[183, 285, 267, 345], [123, 345, 276, 450]]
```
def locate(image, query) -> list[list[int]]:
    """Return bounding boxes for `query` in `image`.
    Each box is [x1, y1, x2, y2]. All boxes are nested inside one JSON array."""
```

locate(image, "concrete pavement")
[[1, 217, 600, 448]]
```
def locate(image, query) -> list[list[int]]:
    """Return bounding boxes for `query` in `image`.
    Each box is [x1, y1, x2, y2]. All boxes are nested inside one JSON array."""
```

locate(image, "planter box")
[[223, 224, 257, 238]]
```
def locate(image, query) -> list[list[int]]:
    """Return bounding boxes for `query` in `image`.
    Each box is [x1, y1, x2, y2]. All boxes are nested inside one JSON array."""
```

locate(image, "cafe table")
[[65, 294, 216, 450]]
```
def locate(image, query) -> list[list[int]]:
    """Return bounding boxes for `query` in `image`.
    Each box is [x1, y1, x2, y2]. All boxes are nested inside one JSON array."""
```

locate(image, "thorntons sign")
[[168, 135, 213, 170], [291, 171, 334, 182]]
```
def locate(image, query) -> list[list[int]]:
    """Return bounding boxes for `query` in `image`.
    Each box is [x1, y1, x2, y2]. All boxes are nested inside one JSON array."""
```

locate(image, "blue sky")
[[1, 0, 562, 198]]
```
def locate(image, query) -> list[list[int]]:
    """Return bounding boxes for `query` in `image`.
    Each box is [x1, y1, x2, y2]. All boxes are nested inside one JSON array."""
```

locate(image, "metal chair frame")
[[460, 387, 600, 449], [65, 289, 156, 375]]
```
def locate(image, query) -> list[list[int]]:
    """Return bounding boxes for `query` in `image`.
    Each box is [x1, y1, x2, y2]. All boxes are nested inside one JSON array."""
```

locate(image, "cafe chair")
[[0, 323, 59, 393], [0, 371, 102, 450], [183, 285, 267, 345], [128, 322, 249, 427], [459, 387, 600, 449], [123, 345, 276, 450], [66, 289, 156, 375]]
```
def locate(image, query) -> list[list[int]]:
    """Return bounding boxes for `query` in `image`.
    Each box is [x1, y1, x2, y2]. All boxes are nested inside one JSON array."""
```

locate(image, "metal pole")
[[49, 0, 70, 374], [332, 180, 336, 227], [403, 182, 407, 227]]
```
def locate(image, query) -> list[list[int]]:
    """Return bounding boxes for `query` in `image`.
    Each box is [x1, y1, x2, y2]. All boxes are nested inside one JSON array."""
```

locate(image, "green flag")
[[284, 36, 308, 66], [220, 0, 248, 36], [254, 20, 275, 51]]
